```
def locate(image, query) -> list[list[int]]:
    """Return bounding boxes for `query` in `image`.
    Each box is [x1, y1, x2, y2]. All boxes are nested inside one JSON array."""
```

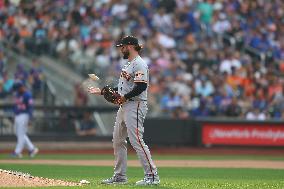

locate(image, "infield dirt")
[[1, 159, 284, 169], [0, 169, 81, 187]]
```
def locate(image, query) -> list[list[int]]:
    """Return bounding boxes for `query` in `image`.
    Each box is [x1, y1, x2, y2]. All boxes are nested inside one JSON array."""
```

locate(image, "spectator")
[[225, 97, 242, 117], [212, 13, 231, 34], [0, 50, 6, 74], [191, 97, 210, 117], [195, 78, 214, 97], [270, 85, 284, 118], [171, 106, 189, 120], [2, 71, 14, 95], [75, 111, 97, 136], [14, 64, 28, 84], [0, 0, 283, 120], [0, 79, 5, 98], [197, 0, 214, 36], [219, 52, 241, 75], [268, 76, 283, 99], [32, 20, 49, 55], [246, 108, 267, 120], [152, 8, 173, 34], [226, 66, 243, 94], [28, 59, 44, 97], [160, 91, 182, 115], [74, 83, 88, 106]]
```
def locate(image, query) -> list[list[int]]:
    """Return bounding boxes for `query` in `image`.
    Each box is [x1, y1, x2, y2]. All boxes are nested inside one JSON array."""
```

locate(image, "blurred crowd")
[[1, 0, 284, 119], [0, 49, 44, 100]]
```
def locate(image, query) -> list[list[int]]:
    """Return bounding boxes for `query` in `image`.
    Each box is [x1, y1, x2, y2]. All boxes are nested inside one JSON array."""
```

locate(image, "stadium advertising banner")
[[202, 124, 284, 146]]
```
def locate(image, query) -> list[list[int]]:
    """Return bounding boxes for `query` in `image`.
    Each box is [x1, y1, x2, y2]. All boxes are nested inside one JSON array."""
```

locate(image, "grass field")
[[0, 154, 284, 189]]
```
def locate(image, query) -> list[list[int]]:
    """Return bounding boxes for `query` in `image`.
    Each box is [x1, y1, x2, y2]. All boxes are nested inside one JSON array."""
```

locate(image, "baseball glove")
[[101, 85, 122, 104]]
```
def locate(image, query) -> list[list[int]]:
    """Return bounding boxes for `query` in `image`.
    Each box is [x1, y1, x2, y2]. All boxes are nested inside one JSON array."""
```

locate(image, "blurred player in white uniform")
[[11, 82, 38, 158]]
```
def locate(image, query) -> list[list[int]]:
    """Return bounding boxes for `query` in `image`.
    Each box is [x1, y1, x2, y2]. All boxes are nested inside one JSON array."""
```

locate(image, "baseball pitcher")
[[88, 36, 160, 185]]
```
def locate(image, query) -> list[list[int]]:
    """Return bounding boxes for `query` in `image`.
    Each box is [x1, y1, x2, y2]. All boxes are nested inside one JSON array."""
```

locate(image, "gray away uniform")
[[113, 55, 158, 178]]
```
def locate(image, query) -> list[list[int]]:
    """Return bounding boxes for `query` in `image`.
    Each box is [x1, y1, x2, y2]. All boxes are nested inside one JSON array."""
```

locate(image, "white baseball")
[[80, 180, 90, 184], [88, 74, 100, 81]]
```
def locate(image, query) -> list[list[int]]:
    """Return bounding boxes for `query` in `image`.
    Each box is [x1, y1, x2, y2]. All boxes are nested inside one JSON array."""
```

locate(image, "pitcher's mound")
[[0, 169, 81, 187]]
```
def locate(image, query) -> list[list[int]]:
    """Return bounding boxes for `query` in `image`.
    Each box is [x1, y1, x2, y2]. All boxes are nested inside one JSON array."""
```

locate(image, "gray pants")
[[113, 101, 157, 177]]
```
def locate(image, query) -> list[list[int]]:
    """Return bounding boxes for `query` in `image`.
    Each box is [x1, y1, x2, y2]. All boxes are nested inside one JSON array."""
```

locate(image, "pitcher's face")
[[120, 45, 130, 59]]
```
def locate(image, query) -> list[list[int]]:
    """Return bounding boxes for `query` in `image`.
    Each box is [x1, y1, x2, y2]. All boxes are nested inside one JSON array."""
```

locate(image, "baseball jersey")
[[14, 91, 34, 117], [118, 56, 149, 101]]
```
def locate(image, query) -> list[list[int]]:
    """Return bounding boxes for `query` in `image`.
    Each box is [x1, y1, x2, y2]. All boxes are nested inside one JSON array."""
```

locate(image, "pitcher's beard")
[[122, 51, 130, 59]]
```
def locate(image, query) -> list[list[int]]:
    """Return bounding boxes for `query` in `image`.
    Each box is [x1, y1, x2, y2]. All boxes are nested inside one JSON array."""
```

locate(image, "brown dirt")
[[3, 147, 284, 156], [1, 159, 284, 169], [0, 169, 81, 188]]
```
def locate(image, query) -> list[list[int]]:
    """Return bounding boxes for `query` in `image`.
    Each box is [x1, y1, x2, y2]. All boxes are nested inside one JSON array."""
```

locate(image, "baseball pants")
[[113, 101, 157, 177], [14, 113, 35, 154]]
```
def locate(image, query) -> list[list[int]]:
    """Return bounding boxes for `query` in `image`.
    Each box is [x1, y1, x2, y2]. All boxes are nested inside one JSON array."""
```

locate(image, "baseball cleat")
[[135, 174, 160, 186], [101, 174, 127, 185], [29, 147, 39, 158], [10, 152, 23, 158]]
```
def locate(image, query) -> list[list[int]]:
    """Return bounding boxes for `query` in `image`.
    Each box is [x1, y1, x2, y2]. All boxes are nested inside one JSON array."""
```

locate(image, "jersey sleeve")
[[24, 93, 33, 106], [133, 64, 148, 84]]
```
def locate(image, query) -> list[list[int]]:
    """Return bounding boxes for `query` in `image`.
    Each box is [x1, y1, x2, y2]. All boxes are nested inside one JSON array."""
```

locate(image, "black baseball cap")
[[13, 81, 24, 90], [116, 36, 140, 47]]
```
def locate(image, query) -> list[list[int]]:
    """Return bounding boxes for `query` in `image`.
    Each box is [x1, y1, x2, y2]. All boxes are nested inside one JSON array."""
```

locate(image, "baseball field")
[[0, 149, 284, 189]]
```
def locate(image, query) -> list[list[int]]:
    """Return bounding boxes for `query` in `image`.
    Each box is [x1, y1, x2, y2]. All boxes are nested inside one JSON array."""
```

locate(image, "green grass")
[[0, 153, 284, 189], [0, 164, 283, 189]]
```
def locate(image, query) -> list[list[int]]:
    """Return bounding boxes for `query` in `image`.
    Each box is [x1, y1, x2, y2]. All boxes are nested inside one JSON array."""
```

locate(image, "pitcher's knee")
[[129, 138, 145, 152], [113, 139, 127, 149]]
